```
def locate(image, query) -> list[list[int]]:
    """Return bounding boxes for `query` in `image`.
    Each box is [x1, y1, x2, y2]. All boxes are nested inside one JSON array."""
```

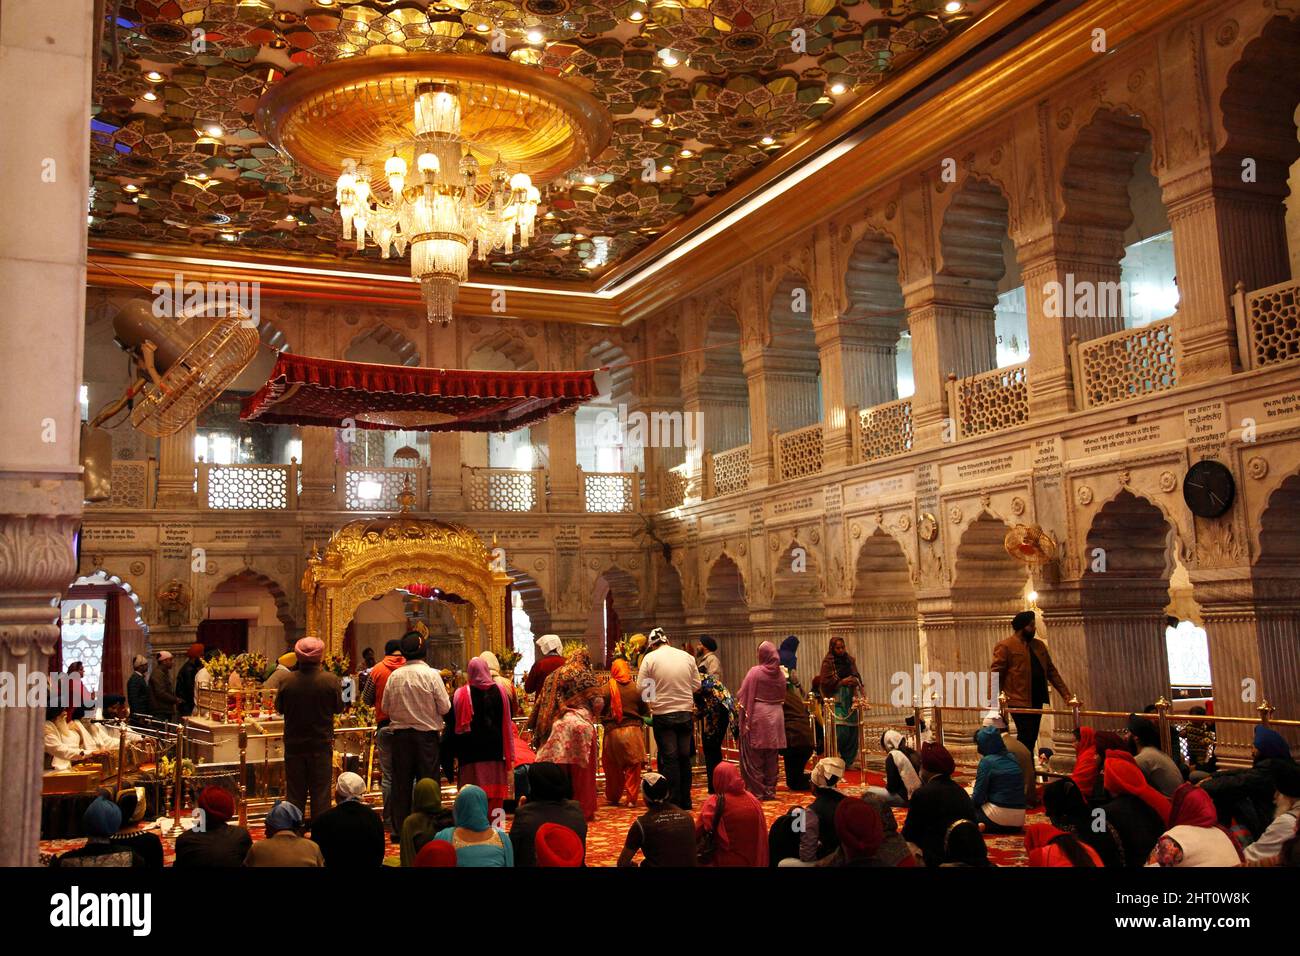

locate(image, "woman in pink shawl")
[[535, 688, 604, 821], [442, 657, 515, 814], [735, 641, 788, 800]]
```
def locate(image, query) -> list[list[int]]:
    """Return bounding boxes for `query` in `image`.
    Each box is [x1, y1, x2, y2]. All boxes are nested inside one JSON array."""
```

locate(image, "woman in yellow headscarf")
[[601, 658, 649, 807]]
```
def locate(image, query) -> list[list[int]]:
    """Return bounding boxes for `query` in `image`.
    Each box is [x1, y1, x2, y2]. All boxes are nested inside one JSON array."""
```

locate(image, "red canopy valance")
[[241, 353, 599, 432]]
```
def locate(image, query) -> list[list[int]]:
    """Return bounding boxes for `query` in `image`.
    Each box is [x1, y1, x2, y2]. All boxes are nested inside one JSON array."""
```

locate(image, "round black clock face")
[[1183, 459, 1236, 518]]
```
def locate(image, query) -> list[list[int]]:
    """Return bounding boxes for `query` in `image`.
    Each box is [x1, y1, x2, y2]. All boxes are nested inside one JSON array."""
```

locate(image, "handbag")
[[696, 793, 725, 864]]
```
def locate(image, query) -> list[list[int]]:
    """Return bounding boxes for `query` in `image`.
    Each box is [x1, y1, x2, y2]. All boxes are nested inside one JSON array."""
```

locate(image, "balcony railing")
[[858, 399, 913, 463], [1071, 320, 1177, 410], [660, 463, 690, 508], [338, 464, 424, 511], [705, 444, 751, 499], [774, 422, 824, 482], [200, 461, 298, 510], [581, 469, 640, 513], [85, 459, 155, 509], [463, 466, 545, 512], [947, 362, 1029, 440], [1234, 276, 1300, 370]]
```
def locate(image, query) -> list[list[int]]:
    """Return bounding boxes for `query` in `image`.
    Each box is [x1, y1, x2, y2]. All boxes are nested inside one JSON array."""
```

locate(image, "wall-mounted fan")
[[1003, 524, 1058, 566], [88, 300, 260, 438]]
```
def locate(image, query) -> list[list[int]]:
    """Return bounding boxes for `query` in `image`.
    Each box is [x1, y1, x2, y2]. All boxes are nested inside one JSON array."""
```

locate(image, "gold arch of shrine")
[[302, 492, 510, 660]]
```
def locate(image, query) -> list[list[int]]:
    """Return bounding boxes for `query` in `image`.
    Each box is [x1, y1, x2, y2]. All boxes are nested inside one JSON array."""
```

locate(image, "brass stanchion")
[[998, 691, 1010, 731], [237, 725, 249, 828], [855, 697, 870, 772], [113, 721, 127, 797], [170, 722, 185, 835], [1155, 697, 1172, 755], [1070, 695, 1082, 734], [822, 698, 837, 758], [1258, 699, 1275, 726]]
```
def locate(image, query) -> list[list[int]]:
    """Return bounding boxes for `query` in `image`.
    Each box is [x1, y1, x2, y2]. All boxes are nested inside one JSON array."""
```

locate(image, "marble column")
[[1161, 160, 1292, 383], [903, 275, 999, 448], [297, 426, 338, 509], [155, 422, 198, 509], [542, 410, 580, 511], [0, 0, 95, 866]]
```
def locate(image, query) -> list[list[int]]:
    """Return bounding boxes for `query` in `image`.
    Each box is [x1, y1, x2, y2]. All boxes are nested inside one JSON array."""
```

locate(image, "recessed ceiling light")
[[649, 115, 666, 127], [142, 91, 158, 101], [760, 135, 776, 146], [658, 49, 679, 67], [526, 29, 544, 44], [197, 172, 209, 180], [679, 148, 693, 158], [144, 71, 163, 82], [206, 124, 224, 137], [475, 22, 491, 32], [220, 232, 236, 241], [944, 1, 965, 12], [629, 11, 645, 22], [830, 82, 847, 95], [583, 174, 596, 185], [123, 183, 139, 192], [660, 163, 674, 173], [285, 214, 297, 222]]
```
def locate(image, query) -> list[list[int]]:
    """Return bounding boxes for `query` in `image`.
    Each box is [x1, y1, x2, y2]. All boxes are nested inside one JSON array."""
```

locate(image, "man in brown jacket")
[[990, 611, 1071, 753], [275, 636, 344, 826]]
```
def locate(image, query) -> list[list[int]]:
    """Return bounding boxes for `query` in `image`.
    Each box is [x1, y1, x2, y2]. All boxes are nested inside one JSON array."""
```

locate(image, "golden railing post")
[[113, 720, 127, 797], [171, 722, 185, 834], [822, 698, 837, 758], [237, 725, 249, 827], [856, 696, 870, 771], [1070, 695, 1082, 734], [806, 692, 819, 746], [998, 691, 1009, 731], [1155, 697, 1172, 754], [1258, 699, 1275, 726]]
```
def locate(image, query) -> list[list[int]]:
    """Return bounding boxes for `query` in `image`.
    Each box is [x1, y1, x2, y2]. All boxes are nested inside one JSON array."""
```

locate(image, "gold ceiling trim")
[[256, 52, 612, 186]]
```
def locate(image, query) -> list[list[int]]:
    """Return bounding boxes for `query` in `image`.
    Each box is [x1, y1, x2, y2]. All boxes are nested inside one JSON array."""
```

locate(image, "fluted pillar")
[[903, 276, 998, 448], [155, 422, 198, 508], [0, 0, 95, 865], [1161, 160, 1292, 383], [542, 410, 580, 511], [297, 426, 338, 509]]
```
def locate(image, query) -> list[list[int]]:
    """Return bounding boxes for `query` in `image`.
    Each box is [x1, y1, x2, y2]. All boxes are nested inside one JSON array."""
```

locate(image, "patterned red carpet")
[[40, 765, 1040, 867]]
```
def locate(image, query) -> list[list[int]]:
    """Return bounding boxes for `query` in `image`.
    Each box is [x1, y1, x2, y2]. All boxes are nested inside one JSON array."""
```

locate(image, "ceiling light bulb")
[[679, 148, 693, 158], [661, 164, 674, 173], [830, 82, 847, 95], [417, 152, 439, 174], [944, 1, 965, 12], [583, 174, 596, 185], [760, 135, 776, 145], [197, 172, 209, 180], [145, 71, 163, 82], [123, 183, 139, 192], [475, 22, 490, 32], [658, 49, 679, 67], [142, 91, 158, 102], [629, 10, 645, 22], [649, 116, 665, 127], [285, 214, 297, 221], [526, 29, 544, 44], [206, 124, 224, 137]]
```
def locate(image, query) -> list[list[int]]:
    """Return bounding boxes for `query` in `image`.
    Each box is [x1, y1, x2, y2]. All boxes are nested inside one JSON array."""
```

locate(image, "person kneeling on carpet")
[[971, 725, 1027, 833]]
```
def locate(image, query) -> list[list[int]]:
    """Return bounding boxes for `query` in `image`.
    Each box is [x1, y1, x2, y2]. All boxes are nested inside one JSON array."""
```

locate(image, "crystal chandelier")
[[334, 83, 540, 326]]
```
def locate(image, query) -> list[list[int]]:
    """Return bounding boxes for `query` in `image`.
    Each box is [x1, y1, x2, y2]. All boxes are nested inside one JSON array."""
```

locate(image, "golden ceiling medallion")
[[255, 52, 612, 189]]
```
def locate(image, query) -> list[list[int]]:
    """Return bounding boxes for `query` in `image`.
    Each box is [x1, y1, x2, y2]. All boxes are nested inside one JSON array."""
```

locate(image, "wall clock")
[[918, 512, 939, 541], [1182, 460, 1236, 518]]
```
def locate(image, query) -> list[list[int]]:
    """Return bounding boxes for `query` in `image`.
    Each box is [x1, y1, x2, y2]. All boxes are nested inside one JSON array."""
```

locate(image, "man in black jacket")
[[276, 636, 344, 826], [901, 742, 978, 867], [174, 786, 252, 867], [126, 655, 150, 726], [310, 772, 385, 867], [174, 643, 205, 717]]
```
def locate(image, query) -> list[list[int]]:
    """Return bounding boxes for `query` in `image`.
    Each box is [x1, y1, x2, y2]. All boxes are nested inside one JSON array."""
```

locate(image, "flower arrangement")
[[334, 699, 374, 729], [157, 756, 195, 780], [612, 633, 648, 668], [235, 652, 267, 682], [323, 653, 351, 678], [203, 651, 234, 684], [495, 646, 522, 676], [562, 639, 587, 658]]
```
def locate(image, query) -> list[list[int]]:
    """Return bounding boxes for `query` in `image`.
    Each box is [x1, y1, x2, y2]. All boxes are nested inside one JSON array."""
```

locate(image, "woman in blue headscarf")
[[434, 784, 514, 867]]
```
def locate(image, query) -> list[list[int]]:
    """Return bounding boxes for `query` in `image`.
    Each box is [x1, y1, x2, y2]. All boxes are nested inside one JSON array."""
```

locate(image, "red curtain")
[[102, 591, 122, 703], [197, 618, 248, 657]]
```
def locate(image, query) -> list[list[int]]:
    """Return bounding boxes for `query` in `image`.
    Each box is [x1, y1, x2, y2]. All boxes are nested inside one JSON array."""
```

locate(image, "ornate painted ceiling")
[[89, 1, 994, 281]]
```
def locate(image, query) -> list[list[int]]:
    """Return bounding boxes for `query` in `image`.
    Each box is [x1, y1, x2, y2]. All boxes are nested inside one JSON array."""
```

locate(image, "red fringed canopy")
[[241, 353, 599, 432]]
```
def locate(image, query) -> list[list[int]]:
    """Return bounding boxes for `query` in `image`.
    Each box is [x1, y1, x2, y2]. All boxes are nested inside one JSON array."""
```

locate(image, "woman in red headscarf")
[[695, 762, 768, 866], [1147, 783, 1244, 867], [601, 658, 648, 807], [442, 657, 514, 814], [1100, 749, 1170, 867]]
